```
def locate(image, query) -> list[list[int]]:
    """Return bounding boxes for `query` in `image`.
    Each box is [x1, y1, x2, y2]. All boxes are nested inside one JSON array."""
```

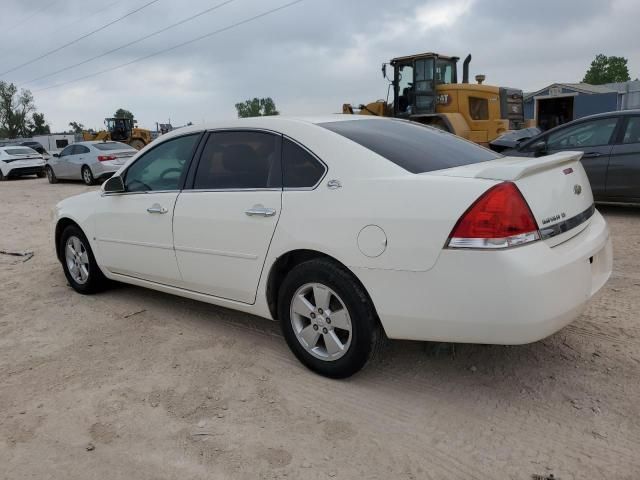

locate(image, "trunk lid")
[[430, 151, 595, 246]]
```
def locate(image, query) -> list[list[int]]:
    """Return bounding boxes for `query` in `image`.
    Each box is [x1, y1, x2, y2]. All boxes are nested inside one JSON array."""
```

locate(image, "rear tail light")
[[447, 182, 540, 249], [97, 155, 117, 162]]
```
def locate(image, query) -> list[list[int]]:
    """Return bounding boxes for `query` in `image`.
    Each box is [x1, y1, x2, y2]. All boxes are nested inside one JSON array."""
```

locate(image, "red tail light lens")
[[447, 182, 540, 249], [97, 155, 117, 162]]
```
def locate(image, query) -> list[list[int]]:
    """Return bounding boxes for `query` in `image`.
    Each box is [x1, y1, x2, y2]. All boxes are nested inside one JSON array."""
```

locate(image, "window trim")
[[281, 134, 328, 191], [104, 131, 204, 196], [184, 128, 284, 193]]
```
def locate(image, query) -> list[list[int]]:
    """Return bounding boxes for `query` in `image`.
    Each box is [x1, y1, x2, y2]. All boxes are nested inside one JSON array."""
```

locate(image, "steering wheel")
[[159, 168, 182, 180]]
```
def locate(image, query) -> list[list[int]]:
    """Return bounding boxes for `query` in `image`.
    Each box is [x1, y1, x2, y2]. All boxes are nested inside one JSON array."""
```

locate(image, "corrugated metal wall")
[[604, 80, 640, 110]]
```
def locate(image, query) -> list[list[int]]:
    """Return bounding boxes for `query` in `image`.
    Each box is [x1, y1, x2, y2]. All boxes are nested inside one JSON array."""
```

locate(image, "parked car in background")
[[489, 127, 541, 152], [46, 141, 138, 185], [52, 116, 612, 378], [20, 141, 49, 159], [506, 110, 640, 204], [0, 146, 46, 180]]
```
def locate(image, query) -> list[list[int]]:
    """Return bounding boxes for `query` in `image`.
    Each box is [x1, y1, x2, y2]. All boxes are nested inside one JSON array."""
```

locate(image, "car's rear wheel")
[[278, 258, 383, 378], [46, 166, 58, 184], [60, 225, 108, 294], [81, 166, 95, 186]]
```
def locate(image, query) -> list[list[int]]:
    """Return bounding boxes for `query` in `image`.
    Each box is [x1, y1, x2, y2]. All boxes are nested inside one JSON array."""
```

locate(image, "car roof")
[[74, 140, 133, 147], [0, 145, 38, 152], [156, 115, 401, 139]]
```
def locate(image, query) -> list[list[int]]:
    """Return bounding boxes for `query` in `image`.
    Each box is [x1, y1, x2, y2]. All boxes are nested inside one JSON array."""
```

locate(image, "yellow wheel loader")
[[343, 52, 535, 147], [83, 117, 152, 150]]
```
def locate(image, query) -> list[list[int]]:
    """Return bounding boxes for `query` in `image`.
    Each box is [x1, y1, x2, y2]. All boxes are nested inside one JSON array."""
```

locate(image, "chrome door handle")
[[147, 203, 168, 214], [582, 152, 601, 158], [245, 205, 276, 217]]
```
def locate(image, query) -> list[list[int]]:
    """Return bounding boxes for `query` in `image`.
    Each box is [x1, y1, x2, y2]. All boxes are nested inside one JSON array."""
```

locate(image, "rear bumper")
[[6, 165, 45, 177], [354, 210, 612, 344]]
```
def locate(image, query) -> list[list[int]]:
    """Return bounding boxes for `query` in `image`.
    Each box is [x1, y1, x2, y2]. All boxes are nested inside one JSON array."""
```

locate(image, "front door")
[[93, 133, 201, 284], [55, 145, 75, 178], [173, 130, 282, 304], [606, 115, 640, 200]]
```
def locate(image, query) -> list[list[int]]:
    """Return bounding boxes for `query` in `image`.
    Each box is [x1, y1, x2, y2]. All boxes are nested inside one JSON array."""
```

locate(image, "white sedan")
[[52, 116, 612, 378], [0, 146, 46, 180]]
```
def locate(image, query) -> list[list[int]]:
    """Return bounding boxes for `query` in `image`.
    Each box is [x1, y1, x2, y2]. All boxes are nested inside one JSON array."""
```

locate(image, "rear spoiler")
[[473, 151, 584, 181]]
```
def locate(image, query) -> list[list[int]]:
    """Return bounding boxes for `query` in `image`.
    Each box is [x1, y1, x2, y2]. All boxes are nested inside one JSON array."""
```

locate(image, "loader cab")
[[105, 117, 133, 142], [390, 53, 458, 118]]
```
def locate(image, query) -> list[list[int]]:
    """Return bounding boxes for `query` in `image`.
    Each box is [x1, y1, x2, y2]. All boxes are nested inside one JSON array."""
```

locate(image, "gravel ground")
[[1, 178, 639, 480]]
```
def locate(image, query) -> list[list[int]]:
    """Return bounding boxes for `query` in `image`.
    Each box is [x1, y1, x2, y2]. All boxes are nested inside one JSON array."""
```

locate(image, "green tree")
[[583, 54, 631, 84], [114, 108, 135, 122], [235, 97, 279, 118], [68, 121, 85, 134], [0, 81, 36, 138], [29, 112, 50, 135]]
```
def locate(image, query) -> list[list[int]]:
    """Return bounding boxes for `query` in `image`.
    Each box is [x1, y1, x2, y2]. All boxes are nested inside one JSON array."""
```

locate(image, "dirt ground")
[[1, 178, 639, 480]]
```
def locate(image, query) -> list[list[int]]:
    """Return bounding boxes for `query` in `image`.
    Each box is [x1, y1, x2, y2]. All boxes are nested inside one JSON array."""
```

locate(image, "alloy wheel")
[[290, 282, 352, 361], [65, 236, 90, 284]]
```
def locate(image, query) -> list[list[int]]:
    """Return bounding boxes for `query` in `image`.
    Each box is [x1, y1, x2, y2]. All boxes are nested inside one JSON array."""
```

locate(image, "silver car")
[[46, 141, 137, 185]]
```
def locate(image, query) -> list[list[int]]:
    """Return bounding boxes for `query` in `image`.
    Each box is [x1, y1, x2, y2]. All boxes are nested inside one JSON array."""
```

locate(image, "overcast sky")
[[1, 0, 638, 132]]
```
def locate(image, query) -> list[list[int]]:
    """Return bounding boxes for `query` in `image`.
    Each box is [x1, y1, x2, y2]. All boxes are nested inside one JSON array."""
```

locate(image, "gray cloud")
[[0, 0, 638, 131]]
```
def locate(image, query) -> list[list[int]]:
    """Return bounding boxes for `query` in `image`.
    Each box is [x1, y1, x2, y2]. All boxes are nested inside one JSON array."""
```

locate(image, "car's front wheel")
[[36, 169, 46, 178], [278, 259, 383, 378], [46, 166, 58, 184], [81, 166, 95, 186], [60, 225, 108, 294]]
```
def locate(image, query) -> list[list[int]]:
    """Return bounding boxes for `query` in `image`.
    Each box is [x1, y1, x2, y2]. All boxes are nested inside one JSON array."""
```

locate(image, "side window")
[[547, 118, 618, 149], [60, 145, 74, 157], [622, 117, 640, 144], [78, 145, 90, 154], [469, 97, 489, 120], [124, 134, 199, 192], [193, 131, 280, 189], [282, 138, 326, 188]]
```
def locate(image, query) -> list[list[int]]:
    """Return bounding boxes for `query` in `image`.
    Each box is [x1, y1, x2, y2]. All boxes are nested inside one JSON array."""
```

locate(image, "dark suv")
[[506, 110, 640, 204]]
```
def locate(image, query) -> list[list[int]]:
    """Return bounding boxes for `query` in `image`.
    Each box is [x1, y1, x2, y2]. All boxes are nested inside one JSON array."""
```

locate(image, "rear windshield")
[[93, 142, 133, 151], [318, 119, 502, 173], [4, 148, 38, 155]]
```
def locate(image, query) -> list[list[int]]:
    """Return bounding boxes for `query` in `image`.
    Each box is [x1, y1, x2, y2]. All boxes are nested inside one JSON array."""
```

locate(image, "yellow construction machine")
[[83, 117, 152, 150], [343, 52, 533, 146]]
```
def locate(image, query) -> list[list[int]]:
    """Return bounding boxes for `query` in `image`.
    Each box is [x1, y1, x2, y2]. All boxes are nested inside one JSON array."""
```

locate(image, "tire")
[[60, 225, 108, 294], [0, 170, 5, 181], [36, 169, 46, 178], [129, 139, 145, 150], [46, 166, 58, 184], [81, 165, 95, 186], [278, 258, 383, 378]]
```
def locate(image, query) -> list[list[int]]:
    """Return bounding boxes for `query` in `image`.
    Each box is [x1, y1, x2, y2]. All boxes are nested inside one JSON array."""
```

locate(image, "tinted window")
[[469, 97, 489, 120], [319, 119, 501, 174], [622, 117, 640, 144], [282, 138, 325, 188], [60, 145, 74, 157], [193, 131, 280, 189], [5, 147, 37, 155], [546, 117, 618, 149], [76, 145, 90, 154], [125, 134, 199, 192], [94, 142, 133, 151]]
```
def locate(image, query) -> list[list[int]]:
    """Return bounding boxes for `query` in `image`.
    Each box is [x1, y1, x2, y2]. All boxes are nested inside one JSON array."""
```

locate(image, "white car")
[[46, 141, 137, 185], [0, 146, 46, 180], [52, 116, 612, 378]]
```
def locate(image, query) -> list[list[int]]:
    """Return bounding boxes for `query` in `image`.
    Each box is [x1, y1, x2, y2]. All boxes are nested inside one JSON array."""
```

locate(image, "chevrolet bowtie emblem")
[[573, 184, 582, 195]]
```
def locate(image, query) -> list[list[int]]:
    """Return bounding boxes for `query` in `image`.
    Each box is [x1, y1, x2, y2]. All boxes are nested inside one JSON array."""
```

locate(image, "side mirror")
[[530, 140, 547, 155], [103, 175, 125, 193], [53, 153, 60, 157]]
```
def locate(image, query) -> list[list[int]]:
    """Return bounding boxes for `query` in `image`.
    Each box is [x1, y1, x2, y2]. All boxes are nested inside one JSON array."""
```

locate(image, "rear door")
[[606, 115, 640, 201], [543, 116, 619, 198], [172, 130, 282, 303]]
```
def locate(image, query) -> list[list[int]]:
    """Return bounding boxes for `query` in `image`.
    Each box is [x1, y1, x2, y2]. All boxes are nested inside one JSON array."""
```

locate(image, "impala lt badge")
[[574, 184, 582, 195]]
